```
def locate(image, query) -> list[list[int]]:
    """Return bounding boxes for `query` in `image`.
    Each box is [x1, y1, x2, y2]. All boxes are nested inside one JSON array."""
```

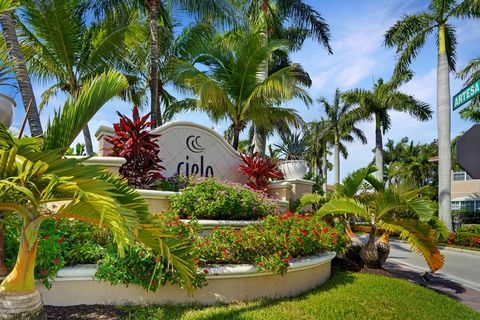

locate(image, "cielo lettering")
[[177, 155, 214, 177]]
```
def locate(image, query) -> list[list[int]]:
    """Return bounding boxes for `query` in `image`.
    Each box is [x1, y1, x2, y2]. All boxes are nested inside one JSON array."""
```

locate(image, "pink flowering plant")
[[195, 212, 347, 274], [170, 177, 278, 220]]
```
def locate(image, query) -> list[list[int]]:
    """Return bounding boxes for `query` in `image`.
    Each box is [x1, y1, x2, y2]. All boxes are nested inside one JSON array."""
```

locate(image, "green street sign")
[[453, 78, 480, 111]]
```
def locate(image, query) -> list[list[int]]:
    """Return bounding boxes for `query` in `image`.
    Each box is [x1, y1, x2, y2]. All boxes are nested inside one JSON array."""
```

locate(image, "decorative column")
[[94, 125, 115, 156]]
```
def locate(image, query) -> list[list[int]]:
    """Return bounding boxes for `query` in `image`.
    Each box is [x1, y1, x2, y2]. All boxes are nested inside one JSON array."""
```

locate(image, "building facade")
[[451, 170, 480, 223]]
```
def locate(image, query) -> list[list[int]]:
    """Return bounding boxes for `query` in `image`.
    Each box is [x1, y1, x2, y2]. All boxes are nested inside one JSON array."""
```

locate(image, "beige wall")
[[39, 253, 334, 306], [452, 179, 480, 199]]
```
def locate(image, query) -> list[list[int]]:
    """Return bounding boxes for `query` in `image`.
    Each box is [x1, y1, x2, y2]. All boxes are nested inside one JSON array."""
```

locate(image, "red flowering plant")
[[194, 211, 347, 274], [239, 152, 284, 192], [105, 106, 165, 188]]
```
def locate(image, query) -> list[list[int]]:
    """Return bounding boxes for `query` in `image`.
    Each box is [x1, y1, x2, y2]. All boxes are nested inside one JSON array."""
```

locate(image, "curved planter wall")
[[39, 252, 335, 306]]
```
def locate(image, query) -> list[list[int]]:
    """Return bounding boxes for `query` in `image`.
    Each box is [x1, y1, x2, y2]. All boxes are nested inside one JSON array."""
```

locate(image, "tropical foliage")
[[239, 152, 284, 192], [344, 73, 432, 181], [169, 177, 278, 220], [313, 166, 447, 271], [274, 132, 307, 160], [0, 71, 197, 298], [168, 27, 310, 150], [384, 0, 480, 231], [318, 88, 367, 184], [195, 212, 347, 274], [106, 106, 164, 189]]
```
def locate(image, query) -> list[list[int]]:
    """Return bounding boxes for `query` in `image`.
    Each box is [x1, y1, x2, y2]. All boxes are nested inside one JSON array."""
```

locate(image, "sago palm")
[[384, 0, 480, 231], [16, 0, 140, 155], [319, 88, 367, 185], [317, 166, 447, 271], [0, 71, 197, 318], [458, 56, 480, 122], [168, 28, 310, 150], [344, 73, 432, 181]]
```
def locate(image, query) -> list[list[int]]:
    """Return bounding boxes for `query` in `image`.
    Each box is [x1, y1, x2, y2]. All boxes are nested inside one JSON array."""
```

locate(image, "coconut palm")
[[319, 88, 367, 185], [458, 56, 480, 122], [237, 0, 332, 154], [344, 73, 432, 181], [316, 166, 447, 271], [16, 0, 140, 155], [0, 70, 197, 318], [384, 0, 480, 231], [168, 28, 310, 150], [0, 1, 43, 137], [88, 0, 242, 128]]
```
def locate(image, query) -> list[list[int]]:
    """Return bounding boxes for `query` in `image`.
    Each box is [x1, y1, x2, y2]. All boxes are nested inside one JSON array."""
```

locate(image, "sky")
[[4, 0, 480, 182]]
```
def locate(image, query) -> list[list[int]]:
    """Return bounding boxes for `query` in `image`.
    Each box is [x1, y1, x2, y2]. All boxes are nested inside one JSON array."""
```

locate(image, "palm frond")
[[316, 198, 370, 220], [380, 219, 444, 272], [43, 70, 128, 151]]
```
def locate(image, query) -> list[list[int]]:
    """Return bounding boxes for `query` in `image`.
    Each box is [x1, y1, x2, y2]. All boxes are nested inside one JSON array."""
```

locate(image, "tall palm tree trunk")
[[437, 24, 452, 232], [322, 149, 328, 194], [232, 127, 241, 150], [375, 113, 384, 181], [147, 0, 161, 128], [254, 6, 269, 156], [82, 125, 94, 156], [334, 137, 340, 184], [0, 12, 43, 137]]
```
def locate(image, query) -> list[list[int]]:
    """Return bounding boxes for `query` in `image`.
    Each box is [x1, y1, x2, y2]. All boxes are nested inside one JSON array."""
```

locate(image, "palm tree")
[[88, 0, 242, 128], [387, 139, 438, 188], [17, 0, 138, 155], [0, 1, 43, 136], [384, 0, 480, 231], [168, 28, 310, 150], [304, 119, 332, 194], [237, 0, 332, 154], [0, 70, 196, 318], [319, 88, 367, 185], [458, 56, 480, 122], [344, 73, 432, 181], [316, 166, 447, 271]]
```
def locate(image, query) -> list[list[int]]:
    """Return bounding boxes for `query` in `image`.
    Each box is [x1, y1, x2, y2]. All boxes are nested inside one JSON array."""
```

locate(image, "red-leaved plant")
[[106, 106, 164, 188], [239, 152, 284, 192]]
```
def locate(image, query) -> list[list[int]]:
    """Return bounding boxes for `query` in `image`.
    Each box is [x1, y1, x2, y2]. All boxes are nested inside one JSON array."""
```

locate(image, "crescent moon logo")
[[186, 135, 205, 153]]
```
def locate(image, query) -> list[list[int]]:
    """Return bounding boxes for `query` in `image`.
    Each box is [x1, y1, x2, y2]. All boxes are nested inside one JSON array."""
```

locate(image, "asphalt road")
[[358, 235, 480, 290]]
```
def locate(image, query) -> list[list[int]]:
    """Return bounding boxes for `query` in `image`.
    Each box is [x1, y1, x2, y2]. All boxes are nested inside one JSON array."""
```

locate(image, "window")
[[453, 171, 474, 181], [460, 201, 475, 212], [453, 172, 466, 181], [452, 201, 461, 210]]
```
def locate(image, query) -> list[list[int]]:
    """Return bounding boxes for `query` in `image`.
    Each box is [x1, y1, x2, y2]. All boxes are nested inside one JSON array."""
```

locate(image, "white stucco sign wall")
[[150, 122, 246, 183]]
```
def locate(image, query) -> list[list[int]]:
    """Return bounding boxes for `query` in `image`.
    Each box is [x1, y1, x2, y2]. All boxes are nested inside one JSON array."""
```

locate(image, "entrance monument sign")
[[96, 121, 246, 184]]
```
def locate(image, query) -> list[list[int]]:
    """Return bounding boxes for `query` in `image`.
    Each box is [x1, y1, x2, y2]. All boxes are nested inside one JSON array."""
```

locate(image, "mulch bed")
[[45, 305, 125, 320]]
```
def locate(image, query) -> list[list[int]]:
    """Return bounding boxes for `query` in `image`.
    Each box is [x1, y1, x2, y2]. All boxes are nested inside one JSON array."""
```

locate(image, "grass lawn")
[[120, 271, 480, 320]]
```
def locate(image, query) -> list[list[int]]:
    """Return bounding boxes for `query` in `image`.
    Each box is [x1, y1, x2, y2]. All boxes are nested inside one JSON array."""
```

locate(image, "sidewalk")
[[383, 261, 480, 312]]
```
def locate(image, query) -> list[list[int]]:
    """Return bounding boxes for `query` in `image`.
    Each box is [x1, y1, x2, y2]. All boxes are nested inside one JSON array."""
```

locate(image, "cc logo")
[[186, 135, 205, 153]]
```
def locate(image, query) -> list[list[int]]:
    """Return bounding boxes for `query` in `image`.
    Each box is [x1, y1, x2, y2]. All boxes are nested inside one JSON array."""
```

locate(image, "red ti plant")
[[239, 152, 284, 192], [106, 106, 165, 188]]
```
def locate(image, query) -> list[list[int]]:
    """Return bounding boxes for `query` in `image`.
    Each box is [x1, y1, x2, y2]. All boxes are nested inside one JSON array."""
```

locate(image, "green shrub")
[[4, 217, 111, 288], [95, 212, 204, 291], [169, 177, 278, 220], [195, 212, 347, 274], [456, 225, 480, 235], [156, 174, 191, 192]]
